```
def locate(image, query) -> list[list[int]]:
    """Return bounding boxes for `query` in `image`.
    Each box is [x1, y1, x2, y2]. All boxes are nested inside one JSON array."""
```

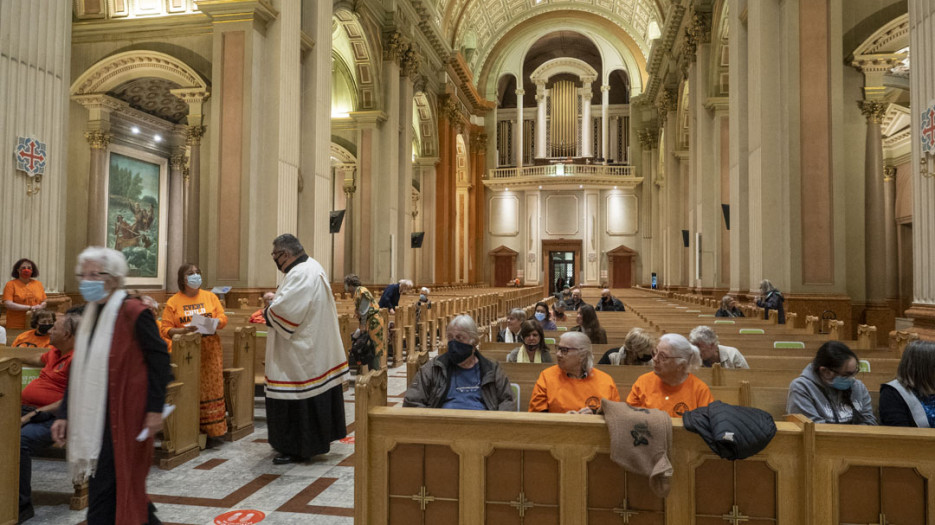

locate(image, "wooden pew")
[[0, 357, 21, 525], [222, 326, 256, 441], [154, 333, 200, 469]]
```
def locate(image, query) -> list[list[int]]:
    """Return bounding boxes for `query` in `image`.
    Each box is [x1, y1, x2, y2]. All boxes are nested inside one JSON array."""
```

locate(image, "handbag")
[[349, 331, 375, 366]]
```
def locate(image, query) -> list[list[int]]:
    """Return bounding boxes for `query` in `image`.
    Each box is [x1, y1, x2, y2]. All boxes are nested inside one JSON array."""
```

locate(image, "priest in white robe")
[[264, 234, 349, 465]]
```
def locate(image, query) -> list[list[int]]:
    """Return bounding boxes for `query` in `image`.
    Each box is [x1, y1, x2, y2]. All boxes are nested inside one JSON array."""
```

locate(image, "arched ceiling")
[[438, 0, 665, 73]]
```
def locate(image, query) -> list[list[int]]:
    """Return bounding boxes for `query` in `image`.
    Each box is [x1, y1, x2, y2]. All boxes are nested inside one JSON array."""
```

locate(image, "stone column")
[[581, 83, 592, 157], [609, 117, 619, 162], [415, 157, 438, 284], [883, 165, 899, 303], [859, 100, 887, 306], [342, 168, 357, 279], [85, 130, 111, 247], [399, 45, 419, 280], [907, 0, 935, 338], [377, 32, 403, 283], [638, 128, 658, 284], [515, 88, 524, 168], [535, 83, 547, 159], [167, 151, 186, 291], [184, 125, 205, 265], [728, 0, 750, 295], [601, 84, 611, 161]]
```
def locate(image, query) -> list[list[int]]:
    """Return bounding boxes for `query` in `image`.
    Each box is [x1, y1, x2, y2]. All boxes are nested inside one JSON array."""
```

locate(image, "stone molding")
[[71, 50, 207, 96]]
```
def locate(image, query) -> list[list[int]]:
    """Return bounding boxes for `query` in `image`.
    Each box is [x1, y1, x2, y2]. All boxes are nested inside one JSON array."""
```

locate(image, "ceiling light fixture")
[[153, 134, 162, 142], [131, 126, 140, 134]]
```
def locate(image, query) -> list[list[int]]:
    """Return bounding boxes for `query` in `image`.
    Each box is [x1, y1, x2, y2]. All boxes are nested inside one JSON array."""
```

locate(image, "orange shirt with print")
[[625, 371, 714, 417], [528, 365, 621, 413], [160, 289, 228, 352], [2, 279, 46, 329], [12, 329, 51, 349]]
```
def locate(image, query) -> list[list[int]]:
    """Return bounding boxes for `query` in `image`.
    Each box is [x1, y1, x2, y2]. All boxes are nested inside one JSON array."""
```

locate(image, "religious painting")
[[105, 145, 168, 286]]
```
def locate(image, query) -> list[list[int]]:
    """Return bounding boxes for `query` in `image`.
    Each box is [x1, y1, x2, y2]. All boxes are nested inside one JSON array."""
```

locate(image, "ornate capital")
[[471, 132, 487, 152], [535, 93, 546, 103], [684, 11, 712, 61], [858, 100, 887, 123], [600, 84, 611, 92], [186, 125, 206, 146], [638, 128, 659, 149], [441, 97, 461, 123], [400, 43, 422, 77], [515, 88, 525, 97], [169, 152, 187, 170], [182, 165, 191, 184], [883, 164, 896, 182], [84, 130, 111, 149], [383, 31, 406, 63]]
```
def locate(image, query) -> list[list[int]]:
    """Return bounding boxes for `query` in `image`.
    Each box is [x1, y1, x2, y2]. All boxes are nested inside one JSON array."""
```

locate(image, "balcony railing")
[[487, 164, 635, 179]]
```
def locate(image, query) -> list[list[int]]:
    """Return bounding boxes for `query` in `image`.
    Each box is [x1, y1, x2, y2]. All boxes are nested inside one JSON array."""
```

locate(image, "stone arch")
[[333, 8, 378, 110], [850, 13, 909, 57], [676, 81, 690, 150], [413, 92, 437, 157], [70, 50, 207, 96], [529, 57, 599, 85], [709, 0, 730, 98]]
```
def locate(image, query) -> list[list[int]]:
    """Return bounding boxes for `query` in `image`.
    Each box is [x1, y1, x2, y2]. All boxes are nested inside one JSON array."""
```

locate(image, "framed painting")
[[105, 144, 168, 286]]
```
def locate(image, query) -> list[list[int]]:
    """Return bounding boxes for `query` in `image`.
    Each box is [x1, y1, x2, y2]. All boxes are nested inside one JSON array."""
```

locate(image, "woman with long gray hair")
[[880, 340, 935, 427]]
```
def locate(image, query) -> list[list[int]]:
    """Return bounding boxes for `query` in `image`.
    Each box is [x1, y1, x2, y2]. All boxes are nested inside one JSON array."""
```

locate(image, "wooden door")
[[612, 256, 632, 288], [495, 256, 513, 287]]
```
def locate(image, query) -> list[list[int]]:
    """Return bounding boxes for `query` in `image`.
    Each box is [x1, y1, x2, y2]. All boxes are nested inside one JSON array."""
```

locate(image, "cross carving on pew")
[[509, 491, 535, 517], [410, 485, 435, 511], [184, 352, 192, 365], [721, 504, 750, 524], [612, 499, 639, 523]]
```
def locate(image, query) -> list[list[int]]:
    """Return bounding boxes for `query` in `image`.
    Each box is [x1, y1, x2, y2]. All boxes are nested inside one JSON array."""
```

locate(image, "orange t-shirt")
[[21, 347, 73, 407], [249, 309, 266, 324], [529, 365, 621, 413], [625, 372, 714, 417], [160, 289, 228, 352], [2, 279, 47, 329], [12, 329, 51, 349]]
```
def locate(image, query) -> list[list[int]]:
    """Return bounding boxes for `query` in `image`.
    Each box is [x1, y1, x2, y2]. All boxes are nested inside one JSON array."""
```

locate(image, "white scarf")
[[67, 289, 127, 483]]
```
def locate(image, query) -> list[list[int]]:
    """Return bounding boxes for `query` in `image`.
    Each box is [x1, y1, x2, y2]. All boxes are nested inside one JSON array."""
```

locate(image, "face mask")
[[419, 294, 427, 302], [19, 268, 32, 279], [36, 323, 53, 335], [831, 375, 855, 391], [79, 280, 109, 302], [446, 339, 474, 364], [187, 274, 203, 289], [534, 312, 547, 321]]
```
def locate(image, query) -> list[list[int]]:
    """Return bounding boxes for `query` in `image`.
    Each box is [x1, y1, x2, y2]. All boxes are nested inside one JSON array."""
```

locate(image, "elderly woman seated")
[[403, 314, 514, 410], [786, 341, 876, 424], [12, 309, 56, 348], [626, 333, 714, 417], [528, 332, 620, 414], [602, 327, 656, 366], [688, 326, 749, 369], [507, 320, 554, 363], [880, 340, 935, 427], [715, 295, 744, 318], [497, 308, 527, 343]]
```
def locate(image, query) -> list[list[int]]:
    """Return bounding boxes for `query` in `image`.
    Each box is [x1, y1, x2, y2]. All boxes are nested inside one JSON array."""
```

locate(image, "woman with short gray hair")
[[497, 308, 527, 343], [625, 333, 714, 417], [880, 340, 935, 427]]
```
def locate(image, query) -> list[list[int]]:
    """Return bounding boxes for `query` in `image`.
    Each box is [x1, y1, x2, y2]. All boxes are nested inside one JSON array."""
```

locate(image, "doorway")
[[550, 251, 576, 294]]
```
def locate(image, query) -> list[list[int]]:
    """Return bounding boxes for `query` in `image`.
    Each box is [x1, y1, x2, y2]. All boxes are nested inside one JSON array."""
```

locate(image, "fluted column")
[[515, 88, 524, 167], [167, 151, 186, 291], [859, 100, 887, 305], [535, 83, 547, 158], [377, 32, 402, 282], [399, 46, 418, 279], [343, 169, 357, 279], [601, 84, 610, 161], [85, 131, 112, 247], [184, 125, 205, 265], [581, 83, 592, 157]]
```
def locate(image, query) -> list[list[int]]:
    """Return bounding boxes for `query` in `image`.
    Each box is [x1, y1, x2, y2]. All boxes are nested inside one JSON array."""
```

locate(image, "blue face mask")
[[79, 280, 109, 302], [446, 339, 474, 364], [419, 294, 427, 302], [187, 274, 203, 289], [534, 312, 547, 322], [831, 375, 855, 391]]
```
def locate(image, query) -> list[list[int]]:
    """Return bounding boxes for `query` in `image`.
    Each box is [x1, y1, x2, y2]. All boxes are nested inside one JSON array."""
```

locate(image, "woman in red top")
[[3, 258, 47, 329]]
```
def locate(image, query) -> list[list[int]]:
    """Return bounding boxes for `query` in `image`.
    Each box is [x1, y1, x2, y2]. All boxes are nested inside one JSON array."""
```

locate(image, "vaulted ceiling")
[[435, 0, 666, 71]]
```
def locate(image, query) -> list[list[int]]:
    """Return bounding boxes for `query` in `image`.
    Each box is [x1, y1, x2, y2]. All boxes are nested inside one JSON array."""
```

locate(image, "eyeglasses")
[[75, 271, 110, 280], [836, 368, 861, 379], [556, 346, 582, 355], [652, 351, 676, 362]]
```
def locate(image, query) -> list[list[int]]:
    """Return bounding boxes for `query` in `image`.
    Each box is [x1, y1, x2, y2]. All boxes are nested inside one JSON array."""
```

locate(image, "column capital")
[[186, 125, 206, 146], [515, 88, 525, 96], [683, 10, 712, 62], [440, 96, 461, 123], [399, 43, 422, 77], [858, 99, 887, 123], [471, 132, 488, 152], [638, 128, 659, 149], [383, 31, 407, 63], [535, 93, 546, 103], [169, 151, 187, 169], [883, 164, 896, 182], [84, 130, 111, 149], [600, 84, 611, 92], [851, 53, 907, 100]]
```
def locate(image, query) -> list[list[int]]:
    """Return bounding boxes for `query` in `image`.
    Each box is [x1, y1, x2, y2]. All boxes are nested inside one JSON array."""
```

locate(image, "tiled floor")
[[26, 363, 414, 525]]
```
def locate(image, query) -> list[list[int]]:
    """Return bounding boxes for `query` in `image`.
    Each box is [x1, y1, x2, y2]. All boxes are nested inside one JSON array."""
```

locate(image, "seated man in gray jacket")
[[404, 314, 515, 411]]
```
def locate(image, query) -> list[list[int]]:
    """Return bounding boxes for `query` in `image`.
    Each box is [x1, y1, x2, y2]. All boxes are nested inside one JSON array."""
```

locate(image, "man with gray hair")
[[378, 278, 413, 314], [688, 325, 749, 369], [529, 331, 620, 413], [265, 234, 349, 465]]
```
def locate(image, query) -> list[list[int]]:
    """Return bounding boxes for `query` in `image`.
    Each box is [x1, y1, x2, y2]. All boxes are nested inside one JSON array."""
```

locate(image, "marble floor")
[[25, 363, 413, 525]]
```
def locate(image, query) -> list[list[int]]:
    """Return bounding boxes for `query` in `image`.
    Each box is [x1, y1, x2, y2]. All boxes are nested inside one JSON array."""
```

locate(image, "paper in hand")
[[190, 313, 220, 335], [135, 404, 176, 442]]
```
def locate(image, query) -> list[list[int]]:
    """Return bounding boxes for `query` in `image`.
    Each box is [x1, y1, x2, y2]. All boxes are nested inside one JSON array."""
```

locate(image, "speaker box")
[[329, 210, 346, 234], [681, 230, 690, 247], [411, 232, 425, 248], [721, 204, 730, 230]]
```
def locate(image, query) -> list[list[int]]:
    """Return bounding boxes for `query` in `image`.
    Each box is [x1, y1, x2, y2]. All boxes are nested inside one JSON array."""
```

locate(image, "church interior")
[[2, 0, 935, 523]]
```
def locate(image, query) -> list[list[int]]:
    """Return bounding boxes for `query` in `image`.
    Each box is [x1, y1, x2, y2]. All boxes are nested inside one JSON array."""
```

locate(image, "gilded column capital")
[[186, 125, 206, 146], [883, 164, 896, 182], [684, 11, 711, 62], [638, 128, 659, 149], [471, 132, 487, 152], [858, 100, 887, 124], [182, 165, 191, 184], [383, 31, 406, 63], [400, 44, 422, 77], [84, 130, 111, 149], [169, 152, 187, 170], [441, 97, 461, 123], [535, 93, 546, 103]]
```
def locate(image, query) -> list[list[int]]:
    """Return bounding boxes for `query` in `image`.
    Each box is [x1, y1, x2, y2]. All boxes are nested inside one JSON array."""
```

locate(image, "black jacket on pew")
[[682, 401, 776, 460]]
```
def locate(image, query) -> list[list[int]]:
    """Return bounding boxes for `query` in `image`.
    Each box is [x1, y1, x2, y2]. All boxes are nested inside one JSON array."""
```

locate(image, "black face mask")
[[447, 339, 475, 364], [36, 324, 53, 336]]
